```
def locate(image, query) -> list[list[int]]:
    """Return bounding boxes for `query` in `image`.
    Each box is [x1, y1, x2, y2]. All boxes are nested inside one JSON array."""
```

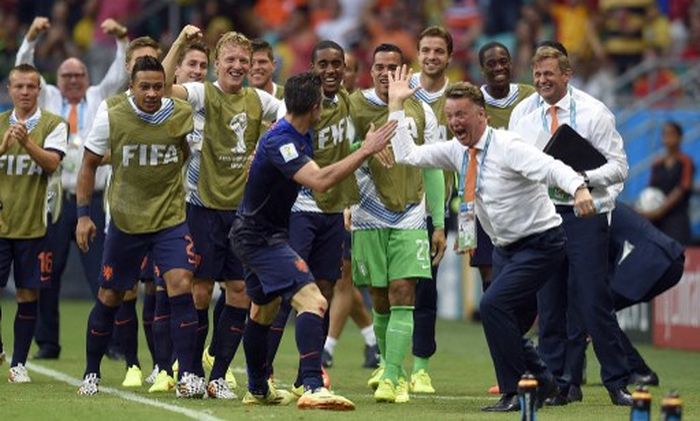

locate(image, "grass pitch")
[[0, 299, 697, 420]]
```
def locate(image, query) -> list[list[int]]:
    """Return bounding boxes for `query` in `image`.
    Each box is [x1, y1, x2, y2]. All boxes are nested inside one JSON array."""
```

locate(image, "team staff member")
[[75, 57, 201, 398], [16, 16, 129, 360], [389, 71, 592, 412], [163, 25, 281, 399], [0, 64, 67, 383], [510, 46, 632, 406], [231, 72, 395, 410]]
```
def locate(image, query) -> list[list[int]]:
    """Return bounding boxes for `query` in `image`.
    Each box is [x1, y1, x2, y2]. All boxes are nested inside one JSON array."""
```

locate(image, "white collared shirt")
[[509, 86, 628, 212], [390, 111, 584, 246], [16, 37, 128, 192]]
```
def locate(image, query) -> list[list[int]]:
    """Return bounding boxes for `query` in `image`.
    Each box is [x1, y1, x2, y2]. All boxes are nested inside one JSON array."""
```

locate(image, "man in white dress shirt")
[[387, 66, 595, 412], [509, 46, 632, 406], [15, 16, 129, 360]]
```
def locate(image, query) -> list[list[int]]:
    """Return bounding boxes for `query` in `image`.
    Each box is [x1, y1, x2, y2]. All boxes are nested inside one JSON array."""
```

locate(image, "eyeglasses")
[[59, 73, 86, 79]]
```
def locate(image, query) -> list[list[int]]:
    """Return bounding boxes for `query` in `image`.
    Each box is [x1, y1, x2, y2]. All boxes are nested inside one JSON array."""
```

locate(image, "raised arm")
[[94, 19, 130, 98], [388, 65, 459, 171], [15, 17, 50, 66], [162, 25, 203, 99]]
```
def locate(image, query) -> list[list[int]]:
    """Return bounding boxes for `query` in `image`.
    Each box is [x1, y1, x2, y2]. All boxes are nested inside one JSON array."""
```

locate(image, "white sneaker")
[[207, 377, 237, 399], [176, 372, 206, 398], [8, 363, 31, 383], [145, 365, 159, 384], [77, 373, 100, 396]]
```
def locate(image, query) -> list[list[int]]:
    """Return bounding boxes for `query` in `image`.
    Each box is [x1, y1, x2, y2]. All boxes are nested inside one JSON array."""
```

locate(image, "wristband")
[[77, 205, 91, 218]]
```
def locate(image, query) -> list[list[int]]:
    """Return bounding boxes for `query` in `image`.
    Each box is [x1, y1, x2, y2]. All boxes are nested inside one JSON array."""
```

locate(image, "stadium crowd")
[[0, 0, 696, 414]]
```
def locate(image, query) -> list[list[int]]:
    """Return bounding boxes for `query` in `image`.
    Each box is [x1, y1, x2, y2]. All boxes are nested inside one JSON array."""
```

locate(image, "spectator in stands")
[[642, 121, 695, 245], [595, 0, 656, 74]]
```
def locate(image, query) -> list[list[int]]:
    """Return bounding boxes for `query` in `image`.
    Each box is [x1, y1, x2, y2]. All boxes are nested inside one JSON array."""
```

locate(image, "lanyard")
[[457, 127, 493, 200], [540, 86, 576, 132], [62, 98, 87, 132]]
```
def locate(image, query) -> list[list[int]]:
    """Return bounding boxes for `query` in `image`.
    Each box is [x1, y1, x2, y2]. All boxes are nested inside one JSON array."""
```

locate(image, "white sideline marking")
[[24, 360, 225, 421]]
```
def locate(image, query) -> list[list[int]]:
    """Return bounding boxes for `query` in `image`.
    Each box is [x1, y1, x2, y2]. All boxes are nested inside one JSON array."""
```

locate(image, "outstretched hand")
[[388, 64, 418, 111], [361, 120, 398, 156]]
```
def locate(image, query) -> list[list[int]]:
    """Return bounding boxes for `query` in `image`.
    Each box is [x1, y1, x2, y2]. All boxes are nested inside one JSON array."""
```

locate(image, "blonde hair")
[[214, 31, 251, 60], [532, 46, 572, 74]]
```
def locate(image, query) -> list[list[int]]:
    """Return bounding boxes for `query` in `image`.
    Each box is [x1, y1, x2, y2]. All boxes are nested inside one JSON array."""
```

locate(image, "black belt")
[[500, 226, 562, 252], [555, 205, 574, 214]]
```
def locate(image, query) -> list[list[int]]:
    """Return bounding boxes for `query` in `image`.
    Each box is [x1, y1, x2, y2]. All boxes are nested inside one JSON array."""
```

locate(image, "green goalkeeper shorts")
[[351, 228, 432, 288]]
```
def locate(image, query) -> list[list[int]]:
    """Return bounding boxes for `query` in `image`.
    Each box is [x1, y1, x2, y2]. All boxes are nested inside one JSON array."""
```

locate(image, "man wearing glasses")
[[14, 16, 130, 360]]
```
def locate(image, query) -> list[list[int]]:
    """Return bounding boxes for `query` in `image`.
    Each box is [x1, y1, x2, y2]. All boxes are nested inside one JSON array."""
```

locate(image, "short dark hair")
[[418, 26, 453, 55], [373, 43, 403, 62], [284, 72, 321, 115], [445, 82, 485, 109], [127, 36, 161, 63], [177, 40, 209, 65], [478, 41, 510, 66], [9, 63, 40, 82], [131, 56, 164, 81], [311, 40, 344, 63], [665, 121, 683, 137], [251, 38, 274, 61], [536, 40, 568, 57]]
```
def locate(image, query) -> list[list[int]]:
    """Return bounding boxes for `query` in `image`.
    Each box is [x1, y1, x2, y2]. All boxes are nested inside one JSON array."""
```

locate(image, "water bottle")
[[573, 198, 610, 217], [518, 372, 538, 421], [630, 385, 651, 421], [661, 390, 682, 421]]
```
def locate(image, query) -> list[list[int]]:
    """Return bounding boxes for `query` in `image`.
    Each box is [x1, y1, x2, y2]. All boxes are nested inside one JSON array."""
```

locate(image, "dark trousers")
[[35, 192, 105, 353], [538, 211, 629, 391], [481, 226, 565, 394], [412, 217, 441, 359], [567, 252, 686, 381]]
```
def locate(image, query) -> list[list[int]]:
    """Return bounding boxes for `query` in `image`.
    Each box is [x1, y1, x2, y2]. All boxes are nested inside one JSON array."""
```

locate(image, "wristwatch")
[[579, 171, 590, 187]]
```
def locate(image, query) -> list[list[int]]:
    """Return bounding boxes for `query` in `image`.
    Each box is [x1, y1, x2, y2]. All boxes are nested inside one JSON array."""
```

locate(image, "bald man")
[[15, 16, 130, 360]]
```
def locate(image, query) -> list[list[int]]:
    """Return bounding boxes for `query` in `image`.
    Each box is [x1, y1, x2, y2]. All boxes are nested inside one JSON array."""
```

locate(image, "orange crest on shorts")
[[102, 264, 114, 281], [294, 257, 309, 273]]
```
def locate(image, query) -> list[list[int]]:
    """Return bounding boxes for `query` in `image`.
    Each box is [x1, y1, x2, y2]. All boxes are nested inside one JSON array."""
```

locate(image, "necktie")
[[464, 148, 478, 202], [68, 103, 78, 134], [549, 105, 558, 134]]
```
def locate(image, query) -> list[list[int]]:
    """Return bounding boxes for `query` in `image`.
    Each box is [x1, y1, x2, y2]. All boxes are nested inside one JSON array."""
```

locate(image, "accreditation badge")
[[457, 201, 477, 253]]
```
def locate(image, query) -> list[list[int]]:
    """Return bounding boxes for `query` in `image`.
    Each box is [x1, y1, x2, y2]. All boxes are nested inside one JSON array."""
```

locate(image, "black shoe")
[[321, 349, 333, 368], [628, 371, 659, 387], [544, 392, 569, 406], [481, 393, 520, 412], [105, 346, 124, 361], [535, 375, 559, 408], [33, 347, 60, 360], [608, 387, 633, 406], [363, 344, 380, 369], [567, 384, 583, 402]]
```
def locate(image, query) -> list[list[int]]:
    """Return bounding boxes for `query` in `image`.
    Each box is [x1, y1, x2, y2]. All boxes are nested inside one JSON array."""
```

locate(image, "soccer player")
[[163, 25, 282, 399], [147, 39, 211, 393], [106, 37, 163, 389], [75, 56, 202, 397], [322, 51, 380, 370], [15, 15, 129, 361], [389, 68, 593, 413], [349, 43, 444, 403], [231, 71, 395, 410], [0, 63, 67, 383], [404, 25, 453, 393], [264, 40, 368, 392], [248, 39, 285, 99]]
